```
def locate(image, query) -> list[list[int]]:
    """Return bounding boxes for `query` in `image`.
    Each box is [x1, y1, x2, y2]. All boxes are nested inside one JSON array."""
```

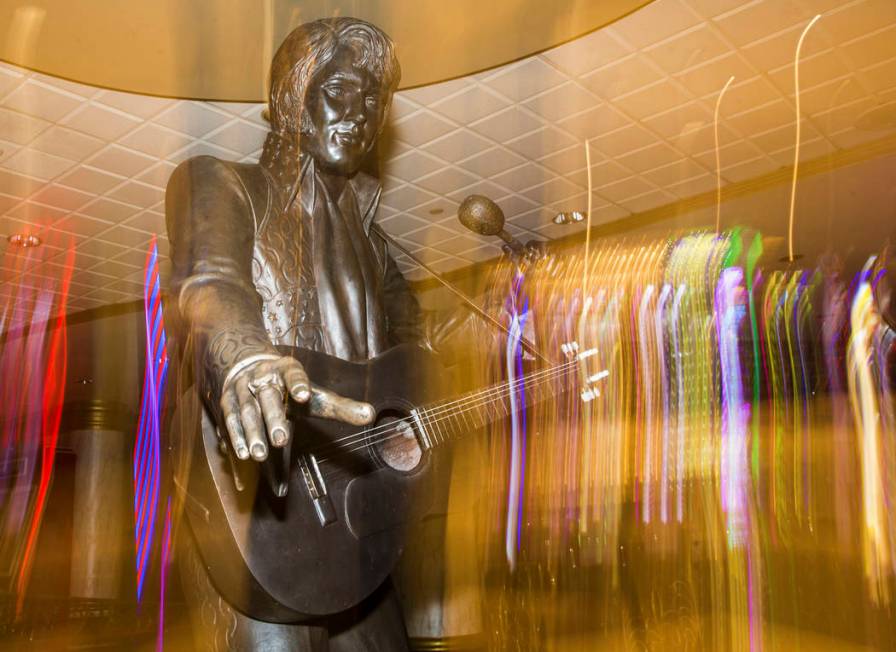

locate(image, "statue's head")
[[269, 17, 401, 177]]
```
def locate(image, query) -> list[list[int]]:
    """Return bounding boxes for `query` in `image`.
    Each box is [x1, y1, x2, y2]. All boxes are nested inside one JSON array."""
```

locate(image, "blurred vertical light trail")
[[134, 237, 169, 604]]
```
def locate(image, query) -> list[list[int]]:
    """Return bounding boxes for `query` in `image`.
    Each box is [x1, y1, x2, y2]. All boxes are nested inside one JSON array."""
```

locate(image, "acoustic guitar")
[[183, 342, 600, 622]]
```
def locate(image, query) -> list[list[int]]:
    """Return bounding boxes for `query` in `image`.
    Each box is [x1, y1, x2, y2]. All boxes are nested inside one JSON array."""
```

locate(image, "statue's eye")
[[325, 84, 345, 98]]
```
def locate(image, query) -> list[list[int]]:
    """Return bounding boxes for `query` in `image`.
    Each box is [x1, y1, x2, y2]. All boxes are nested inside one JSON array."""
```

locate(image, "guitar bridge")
[[298, 454, 336, 526]]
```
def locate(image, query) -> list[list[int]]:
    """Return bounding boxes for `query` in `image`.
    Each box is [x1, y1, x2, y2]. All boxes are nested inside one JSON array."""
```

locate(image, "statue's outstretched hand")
[[219, 355, 375, 461]]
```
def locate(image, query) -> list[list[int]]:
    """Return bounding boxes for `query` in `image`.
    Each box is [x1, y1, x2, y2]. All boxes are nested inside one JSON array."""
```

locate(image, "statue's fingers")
[[258, 384, 290, 447], [236, 376, 267, 460], [220, 388, 249, 460], [278, 358, 311, 403], [308, 386, 375, 426]]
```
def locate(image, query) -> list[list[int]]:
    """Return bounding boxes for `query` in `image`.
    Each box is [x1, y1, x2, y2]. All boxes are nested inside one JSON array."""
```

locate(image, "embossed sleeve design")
[[166, 156, 278, 406]]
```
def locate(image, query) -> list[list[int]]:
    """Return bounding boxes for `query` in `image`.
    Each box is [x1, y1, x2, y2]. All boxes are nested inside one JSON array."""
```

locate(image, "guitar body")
[[184, 344, 440, 623]]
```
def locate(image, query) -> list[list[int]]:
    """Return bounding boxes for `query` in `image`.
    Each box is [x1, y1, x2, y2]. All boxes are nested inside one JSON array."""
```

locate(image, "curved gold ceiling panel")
[[0, 0, 651, 100]]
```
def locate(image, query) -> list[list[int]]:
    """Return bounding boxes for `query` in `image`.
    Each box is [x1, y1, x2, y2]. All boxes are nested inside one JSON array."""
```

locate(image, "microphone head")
[[458, 194, 505, 237]]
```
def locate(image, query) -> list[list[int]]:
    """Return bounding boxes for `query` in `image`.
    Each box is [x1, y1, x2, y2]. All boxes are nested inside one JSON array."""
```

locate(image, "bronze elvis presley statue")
[[165, 17, 423, 651]]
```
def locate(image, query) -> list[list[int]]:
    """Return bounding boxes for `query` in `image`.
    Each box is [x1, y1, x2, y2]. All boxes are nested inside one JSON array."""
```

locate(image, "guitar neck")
[[410, 358, 578, 449]]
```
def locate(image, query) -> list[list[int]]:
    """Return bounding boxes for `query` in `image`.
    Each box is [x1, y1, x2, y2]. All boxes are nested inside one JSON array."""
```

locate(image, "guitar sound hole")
[[374, 412, 423, 473]]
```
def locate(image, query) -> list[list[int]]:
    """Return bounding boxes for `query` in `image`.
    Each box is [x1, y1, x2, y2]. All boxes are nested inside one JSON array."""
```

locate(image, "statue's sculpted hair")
[[269, 17, 401, 136]]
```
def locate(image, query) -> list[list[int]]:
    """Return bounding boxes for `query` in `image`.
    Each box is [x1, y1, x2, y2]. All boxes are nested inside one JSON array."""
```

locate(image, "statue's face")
[[301, 44, 387, 176]]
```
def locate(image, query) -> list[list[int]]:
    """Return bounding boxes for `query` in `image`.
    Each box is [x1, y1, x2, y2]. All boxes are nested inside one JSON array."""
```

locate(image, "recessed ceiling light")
[[553, 211, 586, 225], [7, 233, 41, 248], [429, 207, 444, 215]]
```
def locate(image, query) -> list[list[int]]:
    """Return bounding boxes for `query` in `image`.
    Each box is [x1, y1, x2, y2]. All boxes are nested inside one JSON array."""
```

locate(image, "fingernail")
[[271, 428, 287, 446], [250, 443, 266, 460], [236, 445, 249, 460], [296, 389, 310, 402]]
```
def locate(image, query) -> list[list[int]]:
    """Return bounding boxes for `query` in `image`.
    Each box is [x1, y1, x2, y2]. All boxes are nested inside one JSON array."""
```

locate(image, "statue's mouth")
[[333, 129, 362, 148]]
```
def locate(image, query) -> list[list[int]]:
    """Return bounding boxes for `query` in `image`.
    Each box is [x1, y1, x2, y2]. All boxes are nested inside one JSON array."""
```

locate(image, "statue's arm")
[[165, 156, 278, 406], [382, 251, 423, 346]]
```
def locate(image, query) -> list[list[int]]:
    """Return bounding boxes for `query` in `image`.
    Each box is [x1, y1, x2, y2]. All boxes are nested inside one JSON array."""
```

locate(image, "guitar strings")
[[315, 361, 578, 466], [314, 358, 581, 463], [306, 354, 579, 455], [312, 357, 579, 462], [309, 355, 579, 457]]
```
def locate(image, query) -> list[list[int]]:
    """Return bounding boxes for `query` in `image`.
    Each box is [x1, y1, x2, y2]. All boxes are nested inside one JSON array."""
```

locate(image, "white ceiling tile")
[[484, 57, 567, 102], [594, 176, 656, 203], [378, 213, 430, 236], [74, 238, 129, 259], [461, 147, 526, 178], [740, 21, 832, 73], [431, 233, 483, 256], [675, 53, 756, 98], [523, 83, 599, 122], [79, 197, 140, 222], [458, 243, 502, 262], [408, 197, 461, 221], [812, 97, 878, 134], [541, 28, 633, 78], [135, 161, 177, 189], [590, 124, 657, 159], [791, 77, 868, 118], [622, 188, 676, 213], [0, 66, 23, 98], [61, 103, 142, 141], [123, 210, 167, 235], [692, 138, 766, 170], [580, 55, 664, 100], [428, 256, 470, 273], [589, 159, 635, 187], [5, 201, 67, 227], [401, 77, 471, 106], [56, 166, 125, 194], [714, 0, 814, 48], [750, 121, 821, 153], [380, 184, 438, 212], [522, 177, 584, 207], [536, 220, 585, 240], [840, 24, 896, 70], [610, 0, 701, 49], [613, 80, 693, 120], [646, 24, 731, 74], [768, 137, 839, 166], [415, 167, 479, 196], [509, 207, 556, 231], [87, 145, 156, 177], [3, 149, 75, 180], [209, 101, 260, 116], [665, 172, 718, 198], [643, 102, 715, 147], [390, 111, 455, 147], [687, 0, 748, 19], [119, 123, 194, 158], [205, 121, 267, 155], [55, 213, 116, 237], [588, 203, 630, 224], [641, 157, 710, 187], [106, 181, 166, 208], [822, 0, 896, 45], [470, 106, 541, 143], [767, 50, 852, 96], [421, 129, 491, 163], [446, 180, 508, 203], [431, 86, 509, 124], [3, 79, 82, 123], [504, 126, 576, 160], [30, 184, 93, 212], [859, 56, 896, 95], [827, 125, 892, 149], [616, 142, 685, 173], [154, 101, 232, 136], [556, 104, 630, 141], [719, 156, 779, 183], [28, 126, 105, 161], [0, 107, 50, 144], [539, 145, 587, 176], [96, 90, 172, 120], [490, 163, 548, 193], [491, 194, 538, 220], [387, 94, 419, 121], [239, 103, 268, 126], [383, 150, 444, 182], [166, 141, 237, 164], [727, 99, 796, 135], [96, 225, 152, 248], [0, 169, 44, 197]]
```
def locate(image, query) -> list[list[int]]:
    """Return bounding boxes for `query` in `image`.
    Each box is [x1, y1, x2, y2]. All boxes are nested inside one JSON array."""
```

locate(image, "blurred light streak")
[[134, 238, 170, 603]]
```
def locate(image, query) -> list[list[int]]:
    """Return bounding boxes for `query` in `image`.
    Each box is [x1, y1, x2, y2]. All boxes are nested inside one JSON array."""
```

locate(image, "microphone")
[[457, 195, 526, 256]]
